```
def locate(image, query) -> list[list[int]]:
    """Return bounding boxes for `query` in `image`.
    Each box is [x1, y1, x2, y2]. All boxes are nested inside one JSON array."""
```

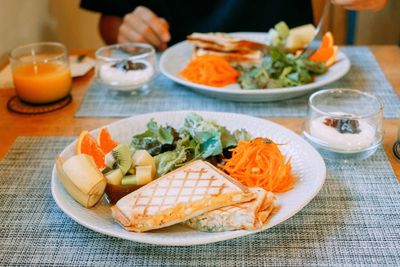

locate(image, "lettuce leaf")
[[133, 113, 253, 177], [233, 129, 252, 142], [154, 149, 188, 177], [182, 113, 223, 158], [131, 119, 175, 156]]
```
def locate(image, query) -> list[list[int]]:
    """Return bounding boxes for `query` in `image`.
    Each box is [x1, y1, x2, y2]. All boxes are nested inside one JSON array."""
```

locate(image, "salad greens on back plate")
[[130, 113, 251, 177], [237, 47, 327, 89], [237, 21, 327, 89]]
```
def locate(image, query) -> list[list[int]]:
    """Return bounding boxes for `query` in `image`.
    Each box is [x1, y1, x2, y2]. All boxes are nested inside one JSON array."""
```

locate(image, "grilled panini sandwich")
[[187, 32, 266, 64], [193, 48, 262, 64], [185, 187, 277, 232], [187, 32, 267, 52], [111, 160, 255, 232]]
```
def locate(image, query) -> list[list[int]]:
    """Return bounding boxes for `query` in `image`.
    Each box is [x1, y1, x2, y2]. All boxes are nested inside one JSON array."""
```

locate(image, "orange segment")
[[310, 46, 334, 62], [325, 46, 338, 67], [309, 31, 337, 66], [321, 32, 334, 47], [97, 127, 118, 154], [76, 130, 105, 169]]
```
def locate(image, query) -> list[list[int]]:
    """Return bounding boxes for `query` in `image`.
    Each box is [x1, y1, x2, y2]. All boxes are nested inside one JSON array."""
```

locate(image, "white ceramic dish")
[[69, 55, 95, 78], [159, 32, 351, 102], [51, 111, 326, 246]]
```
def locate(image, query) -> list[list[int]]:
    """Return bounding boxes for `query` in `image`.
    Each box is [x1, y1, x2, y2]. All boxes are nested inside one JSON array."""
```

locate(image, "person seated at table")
[[80, 0, 387, 50]]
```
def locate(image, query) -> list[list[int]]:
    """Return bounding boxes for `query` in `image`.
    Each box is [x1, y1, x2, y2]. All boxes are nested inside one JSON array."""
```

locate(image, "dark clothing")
[[81, 0, 313, 45]]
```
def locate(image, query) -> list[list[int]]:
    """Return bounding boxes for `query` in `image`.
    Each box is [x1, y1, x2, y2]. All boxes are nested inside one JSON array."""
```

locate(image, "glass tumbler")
[[303, 88, 383, 160], [10, 42, 72, 104]]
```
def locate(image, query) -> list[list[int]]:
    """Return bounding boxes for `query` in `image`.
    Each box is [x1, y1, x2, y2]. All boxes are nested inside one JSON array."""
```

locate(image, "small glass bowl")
[[95, 43, 156, 94], [303, 89, 383, 161]]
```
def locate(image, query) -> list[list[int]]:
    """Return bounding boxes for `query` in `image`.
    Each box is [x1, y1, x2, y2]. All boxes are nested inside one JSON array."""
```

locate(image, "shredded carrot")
[[220, 138, 295, 193], [179, 55, 239, 87]]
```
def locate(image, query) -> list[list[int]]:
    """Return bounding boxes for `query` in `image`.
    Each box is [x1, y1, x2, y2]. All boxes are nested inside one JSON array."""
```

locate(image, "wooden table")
[[0, 46, 399, 180]]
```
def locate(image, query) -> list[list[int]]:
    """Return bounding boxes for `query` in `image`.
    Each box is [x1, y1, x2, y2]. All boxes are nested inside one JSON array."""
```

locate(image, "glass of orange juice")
[[9, 42, 72, 104]]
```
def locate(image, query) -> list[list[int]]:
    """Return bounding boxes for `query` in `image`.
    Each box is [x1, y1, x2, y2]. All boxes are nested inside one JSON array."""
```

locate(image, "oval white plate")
[[159, 32, 351, 102], [51, 111, 326, 246]]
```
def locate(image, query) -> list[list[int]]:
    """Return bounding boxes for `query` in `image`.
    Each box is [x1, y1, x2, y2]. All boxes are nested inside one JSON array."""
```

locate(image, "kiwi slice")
[[104, 152, 116, 169], [111, 144, 132, 175], [101, 166, 112, 175], [121, 175, 138, 186]]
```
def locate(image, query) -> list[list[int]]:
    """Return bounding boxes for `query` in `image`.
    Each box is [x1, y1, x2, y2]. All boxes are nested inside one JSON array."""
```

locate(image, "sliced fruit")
[[132, 150, 156, 178], [132, 150, 153, 166], [104, 151, 116, 169], [325, 46, 338, 67], [321, 31, 334, 47], [310, 46, 335, 62], [127, 165, 136, 175], [121, 175, 138, 186], [76, 131, 106, 169], [105, 168, 124, 186], [101, 166, 112, 174], [97, 127, 118, 154], [112, 144, 132, 175], [56, 155, 106, 208], [309, 32, 338, 67], [286, 24, 315, 50], [121, 167, 152, 186], [135, 165, 153, 184]]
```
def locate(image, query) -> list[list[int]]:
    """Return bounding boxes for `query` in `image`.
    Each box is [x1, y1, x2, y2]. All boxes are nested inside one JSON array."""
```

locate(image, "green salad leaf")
[[154, 149, 187, 177], [237, 47, 327, 89], [219, 126, 237, 148], [182, 113, 223, 158], [131, 119, 175, 156], [233, 129, 253, 142], [131, 113, 253, 177]]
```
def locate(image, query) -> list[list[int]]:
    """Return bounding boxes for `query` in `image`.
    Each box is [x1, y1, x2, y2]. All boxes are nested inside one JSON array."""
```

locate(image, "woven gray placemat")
[[75, 47, 400, 119], [0, 136, 399, 266]]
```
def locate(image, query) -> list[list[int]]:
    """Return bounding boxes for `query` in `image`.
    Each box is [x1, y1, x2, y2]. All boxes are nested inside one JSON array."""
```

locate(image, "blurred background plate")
[[160, 32, 351, 102]]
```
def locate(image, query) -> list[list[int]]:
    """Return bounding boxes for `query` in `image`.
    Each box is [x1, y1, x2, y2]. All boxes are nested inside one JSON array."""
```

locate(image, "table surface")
[[0, 46, 399, 180]]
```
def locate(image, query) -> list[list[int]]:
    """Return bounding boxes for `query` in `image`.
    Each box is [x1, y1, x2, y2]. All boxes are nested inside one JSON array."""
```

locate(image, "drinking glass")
[[10, 42, 72, 104]]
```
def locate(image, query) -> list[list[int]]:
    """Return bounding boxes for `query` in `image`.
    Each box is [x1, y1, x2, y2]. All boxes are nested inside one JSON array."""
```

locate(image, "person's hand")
[[331, 0, 387, 11], [118, 6, 170, 50]]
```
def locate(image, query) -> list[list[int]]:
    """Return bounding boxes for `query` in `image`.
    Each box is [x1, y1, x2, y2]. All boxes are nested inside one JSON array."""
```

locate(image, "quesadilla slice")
[[184, 187, 277, 232], [193, 48, 262, 64], [187, 32, 269, 53], [111, 160, 255, 232]]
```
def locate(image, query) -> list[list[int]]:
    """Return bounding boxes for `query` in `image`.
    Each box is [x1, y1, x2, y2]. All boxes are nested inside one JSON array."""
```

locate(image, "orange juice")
[[12, 62, 72, 104]]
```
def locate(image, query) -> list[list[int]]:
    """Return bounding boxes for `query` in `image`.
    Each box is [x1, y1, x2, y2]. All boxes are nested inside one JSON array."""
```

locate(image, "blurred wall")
[[0, 0, 51, 63], [0, 0, 103, 64], [48, 0, 103, 49], [355, 0, 400, 45]]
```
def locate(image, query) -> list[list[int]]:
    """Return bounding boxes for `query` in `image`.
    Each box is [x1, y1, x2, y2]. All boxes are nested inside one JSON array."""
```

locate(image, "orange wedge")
[[97, 127, 118, 154], [76, 130, 106, 169], [321, 31, 334, 47], [309, 32, 338, 67]]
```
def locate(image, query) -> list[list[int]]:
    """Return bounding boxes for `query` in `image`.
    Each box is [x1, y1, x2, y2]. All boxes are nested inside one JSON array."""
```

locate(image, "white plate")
[[51, 111, 326, 246], [69, 55, 95, 77], [159, 32, 351, 102]]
